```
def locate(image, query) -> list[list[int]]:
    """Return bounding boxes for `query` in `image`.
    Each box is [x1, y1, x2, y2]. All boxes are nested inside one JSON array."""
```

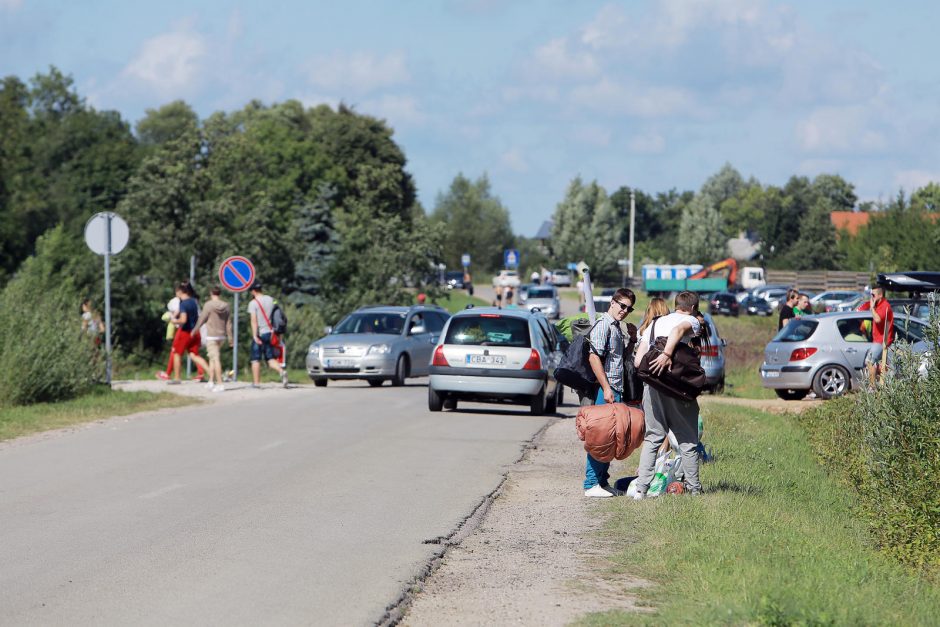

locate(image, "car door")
[[836, 317, 871, 376], [406, 313, 435, 375]]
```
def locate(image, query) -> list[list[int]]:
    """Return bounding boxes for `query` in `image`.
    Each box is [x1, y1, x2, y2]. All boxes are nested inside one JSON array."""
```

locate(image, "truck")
[[642, 259, 765, 294]]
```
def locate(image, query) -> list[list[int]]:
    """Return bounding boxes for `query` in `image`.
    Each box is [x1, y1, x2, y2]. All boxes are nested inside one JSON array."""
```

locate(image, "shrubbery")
[[0, 232, 102, 405], [799, 313, 940, 574]]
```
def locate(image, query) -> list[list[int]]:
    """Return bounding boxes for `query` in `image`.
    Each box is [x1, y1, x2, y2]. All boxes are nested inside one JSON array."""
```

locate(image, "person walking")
[[778, 288, 799, 330], [463, 271, 474, 297], [583, 288, 636, 498], [857, 285, 894, 385], [632, 291, 705, 498], [248, 282, 288, 388], [168, 282, 210, 385], [193, 286, 233, 392]]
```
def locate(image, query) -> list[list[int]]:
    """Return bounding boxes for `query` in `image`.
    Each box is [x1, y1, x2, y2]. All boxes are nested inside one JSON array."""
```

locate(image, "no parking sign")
[[217, 256, 256, 382]]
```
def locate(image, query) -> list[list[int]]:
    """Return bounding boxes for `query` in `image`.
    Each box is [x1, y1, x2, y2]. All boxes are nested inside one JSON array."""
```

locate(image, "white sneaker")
[[584, 484, 613, 498], [632, 490, 646, 501], [205, 382, 215, 390], [213, 384, 225, 392], [280, 371, 289, 388]]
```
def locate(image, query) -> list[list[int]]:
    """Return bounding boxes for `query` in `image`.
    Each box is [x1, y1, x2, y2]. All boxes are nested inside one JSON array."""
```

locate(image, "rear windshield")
[[445, 315, 531, 347], [772, 319, 819, 342], [527, 288, 554, 299]]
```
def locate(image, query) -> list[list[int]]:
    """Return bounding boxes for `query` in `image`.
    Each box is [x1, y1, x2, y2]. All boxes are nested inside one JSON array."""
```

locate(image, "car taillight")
[[432, 345, 449, 366], [699, 346, 719, 357], [522, 349, 541, 370], [789, 347, 817, 361]]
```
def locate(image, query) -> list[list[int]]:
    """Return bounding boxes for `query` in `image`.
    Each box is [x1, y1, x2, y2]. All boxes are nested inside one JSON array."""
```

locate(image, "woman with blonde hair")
[[638, 297, 670, 338]]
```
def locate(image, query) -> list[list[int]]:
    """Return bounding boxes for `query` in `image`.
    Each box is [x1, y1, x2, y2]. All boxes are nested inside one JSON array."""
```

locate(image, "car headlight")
[[308, 344, 319, 354], [367, 344, 391, 355]]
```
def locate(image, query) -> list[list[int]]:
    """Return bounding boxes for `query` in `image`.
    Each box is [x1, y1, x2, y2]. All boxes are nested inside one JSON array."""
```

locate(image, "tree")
[[786, 206, 842, 270], [549, 178, 621, 280], [911, 182, 940, 212], [678, 194, 726, 264], [135, 100, 199, 147], [700, 162, 744, 208], [290, 183, 339, 304], [430, 173, 514, 272]]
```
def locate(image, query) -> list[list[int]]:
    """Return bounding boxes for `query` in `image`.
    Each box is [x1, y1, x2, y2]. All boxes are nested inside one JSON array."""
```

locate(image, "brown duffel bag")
[[637, 317, 707, 402], [576, 402, 645, 463]]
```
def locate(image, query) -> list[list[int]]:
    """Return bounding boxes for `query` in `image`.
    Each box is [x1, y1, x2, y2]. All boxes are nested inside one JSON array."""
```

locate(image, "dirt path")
[[399, 410, 647, 626], [698, 394, 823, 414]]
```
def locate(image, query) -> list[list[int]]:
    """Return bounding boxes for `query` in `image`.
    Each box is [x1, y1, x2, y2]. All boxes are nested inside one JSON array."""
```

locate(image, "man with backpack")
[[583, 288, 636, 497], [248, 282, 288, 388]]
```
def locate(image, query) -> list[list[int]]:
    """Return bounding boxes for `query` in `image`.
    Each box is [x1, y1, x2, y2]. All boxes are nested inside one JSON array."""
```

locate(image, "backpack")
[[636, 317, 706, 402], [553, 319, 602, 394], [271, 303, 288, 335]]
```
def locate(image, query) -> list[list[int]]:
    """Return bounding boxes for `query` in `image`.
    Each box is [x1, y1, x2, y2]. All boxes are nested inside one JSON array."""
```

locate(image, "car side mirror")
[[324, 325, 333, 335], [721, 338, 727, 347], [410, 325, 426, 335]]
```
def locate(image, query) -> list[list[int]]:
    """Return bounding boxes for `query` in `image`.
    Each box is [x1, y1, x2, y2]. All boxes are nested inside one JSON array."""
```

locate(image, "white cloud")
[[530, 37, 598, 79], [628, 131, 666, 154], [500, 148, 529, 173], [893, 170, 940, 193], [122, 21, 207, 96], [361, 94, 425, 127], [570, 79, 694, 118], [304, 51, 410, 94], [796, 106, 887, 153]]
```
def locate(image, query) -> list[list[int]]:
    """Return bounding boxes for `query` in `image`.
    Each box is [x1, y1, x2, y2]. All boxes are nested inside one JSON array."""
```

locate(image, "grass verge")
[[0, 386, 198, 442], [433, 291, 490, 313], [581, 401, 940, 625]]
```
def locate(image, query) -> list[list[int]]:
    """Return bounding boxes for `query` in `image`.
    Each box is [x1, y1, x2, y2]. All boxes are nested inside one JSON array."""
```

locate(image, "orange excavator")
[[689, 258, 738, 286]]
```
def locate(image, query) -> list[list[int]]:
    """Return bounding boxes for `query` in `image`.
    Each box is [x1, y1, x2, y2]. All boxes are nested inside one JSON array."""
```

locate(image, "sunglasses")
[[613, 300, 634, 314]]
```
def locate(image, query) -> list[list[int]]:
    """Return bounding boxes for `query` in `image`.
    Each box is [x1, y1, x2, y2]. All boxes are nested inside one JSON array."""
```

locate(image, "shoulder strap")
[[254, 297, 274, 331]]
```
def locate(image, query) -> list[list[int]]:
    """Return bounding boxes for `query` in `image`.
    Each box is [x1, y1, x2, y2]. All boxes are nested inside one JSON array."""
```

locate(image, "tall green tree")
[[550, 178, 621, 279], [787, 206, 842, 270], [678, 194, 726, 264], [430, 173, 513, 272]]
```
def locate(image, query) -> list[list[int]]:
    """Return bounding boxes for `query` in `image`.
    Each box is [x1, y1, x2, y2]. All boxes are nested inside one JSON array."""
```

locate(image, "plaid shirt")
[[589, 313, 624, 393]]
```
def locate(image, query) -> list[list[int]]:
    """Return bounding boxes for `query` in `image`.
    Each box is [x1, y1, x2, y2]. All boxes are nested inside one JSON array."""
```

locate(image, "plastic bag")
[[647, 451, 681, 497]]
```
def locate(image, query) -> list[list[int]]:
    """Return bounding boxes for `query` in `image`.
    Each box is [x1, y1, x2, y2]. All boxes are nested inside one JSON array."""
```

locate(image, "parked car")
[[708, 291, 740, 317], [550, 269, 571, 286], [742, 294, 773, 316], [443, 271, 465, 290], [525, 285, 561, 319], [754, 286, 789, 311], [306, 305, 450, 387], [700, 312, 727, 393], [810, 290, 862, 312], [888, 298, 935, 320], [428, 308, 565, 415], [492, 270, 521, 288], [760, 311, 927, 400], [836, 294, 866, 311]]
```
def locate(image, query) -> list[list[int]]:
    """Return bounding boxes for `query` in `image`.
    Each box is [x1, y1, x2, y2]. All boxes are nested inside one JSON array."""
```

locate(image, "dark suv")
[[709, 291, 740, 317]]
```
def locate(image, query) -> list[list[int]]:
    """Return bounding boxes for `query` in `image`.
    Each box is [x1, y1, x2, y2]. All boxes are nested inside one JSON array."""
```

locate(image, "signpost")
[[218, 256, 256, 383], [503, 249, 520, 269], [461, 253, 471, 268], [84, 212, 130, 385]]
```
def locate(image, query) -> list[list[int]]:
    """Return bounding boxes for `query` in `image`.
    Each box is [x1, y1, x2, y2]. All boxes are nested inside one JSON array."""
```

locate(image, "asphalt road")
[[0, 381, 553, 626]]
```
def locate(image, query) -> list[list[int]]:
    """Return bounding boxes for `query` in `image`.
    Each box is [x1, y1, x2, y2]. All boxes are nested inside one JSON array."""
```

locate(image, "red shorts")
[[171, 329, 202, 355]]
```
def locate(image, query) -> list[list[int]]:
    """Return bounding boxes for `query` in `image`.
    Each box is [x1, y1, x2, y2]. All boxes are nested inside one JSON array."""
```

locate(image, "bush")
[[799, 310, 940, 574], [281, 302, 326, 370], [0, 254, 102, 406]]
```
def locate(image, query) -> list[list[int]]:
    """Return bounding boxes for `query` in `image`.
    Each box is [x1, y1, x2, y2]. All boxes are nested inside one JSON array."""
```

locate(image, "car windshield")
[[527, 288, 554, 299], [772, 319, 819, 342], [446, 272, 463, 280], [333, 312, 405, 335], [445, 315, 531, 347]]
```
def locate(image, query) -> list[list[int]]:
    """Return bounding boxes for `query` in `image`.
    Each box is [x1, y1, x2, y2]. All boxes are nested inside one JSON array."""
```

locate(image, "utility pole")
[[628, 189, 636, 283]]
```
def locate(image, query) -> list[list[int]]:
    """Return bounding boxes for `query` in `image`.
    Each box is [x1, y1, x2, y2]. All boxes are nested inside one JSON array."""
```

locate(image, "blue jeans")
[[583, 387, 622, 490]]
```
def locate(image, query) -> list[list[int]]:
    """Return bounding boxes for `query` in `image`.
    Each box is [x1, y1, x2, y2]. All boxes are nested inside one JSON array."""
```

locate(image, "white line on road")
[[139, 483, 185, 499]]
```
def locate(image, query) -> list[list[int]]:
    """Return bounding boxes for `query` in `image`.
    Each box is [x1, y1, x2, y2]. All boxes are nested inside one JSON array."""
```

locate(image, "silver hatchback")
[[760, 311, 927, 400], [306, 305, 450, 387]]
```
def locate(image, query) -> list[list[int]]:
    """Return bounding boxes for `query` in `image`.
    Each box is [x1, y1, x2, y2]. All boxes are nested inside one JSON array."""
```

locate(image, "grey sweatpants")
[[635, 386, 701, 493]]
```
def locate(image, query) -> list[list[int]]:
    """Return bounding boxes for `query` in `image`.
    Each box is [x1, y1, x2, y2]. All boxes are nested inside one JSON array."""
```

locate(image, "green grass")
[[432, 291, 490, 313], [580, 402, 940, 625], [0, 387, 198, 442]]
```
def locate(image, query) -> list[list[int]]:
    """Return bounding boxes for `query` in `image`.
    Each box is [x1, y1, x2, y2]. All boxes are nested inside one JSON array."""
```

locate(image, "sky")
[[2, 0, 939, 236]]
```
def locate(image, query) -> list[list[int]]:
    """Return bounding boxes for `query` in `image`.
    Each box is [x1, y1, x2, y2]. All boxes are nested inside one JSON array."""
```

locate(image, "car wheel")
[[443, 397, 457, 410], [813, 364, 850, 399], [545, 384, 558, 414], [428, 386, 443, 411], [530, 385, 547, 416], [313, 378, 327, 387], [391, 354, 409, 387], [368, 379, 384, 387], [775, 388, 808, 401]]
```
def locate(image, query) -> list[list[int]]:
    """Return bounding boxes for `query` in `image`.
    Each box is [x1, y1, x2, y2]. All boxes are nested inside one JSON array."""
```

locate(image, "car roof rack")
[[878, 272, 940, 294]]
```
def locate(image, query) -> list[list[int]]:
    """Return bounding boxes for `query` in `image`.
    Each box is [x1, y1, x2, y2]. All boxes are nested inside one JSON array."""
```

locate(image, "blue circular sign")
[[218, 256, 255, 292]]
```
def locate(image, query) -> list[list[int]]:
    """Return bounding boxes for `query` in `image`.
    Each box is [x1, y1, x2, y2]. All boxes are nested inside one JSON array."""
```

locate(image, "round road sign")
[[218, 256, 256, 293], [84, 212, 130, 256]]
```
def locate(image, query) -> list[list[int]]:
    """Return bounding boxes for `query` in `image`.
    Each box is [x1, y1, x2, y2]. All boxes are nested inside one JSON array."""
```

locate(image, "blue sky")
[[2, 0, 939, 235]]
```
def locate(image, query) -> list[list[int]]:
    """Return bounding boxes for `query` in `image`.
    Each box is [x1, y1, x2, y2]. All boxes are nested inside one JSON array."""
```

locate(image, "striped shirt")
[[589, 313, 624, 393]]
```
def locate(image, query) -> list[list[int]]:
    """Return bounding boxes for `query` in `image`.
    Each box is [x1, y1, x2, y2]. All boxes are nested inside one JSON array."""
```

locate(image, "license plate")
[[327, 359, 354, 368], [467, 354, 506, 365], [763, 370, 780, 378]]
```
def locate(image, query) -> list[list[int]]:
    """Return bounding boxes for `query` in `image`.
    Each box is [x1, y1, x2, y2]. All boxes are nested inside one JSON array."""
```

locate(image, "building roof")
[[535, 220, 553, 240], [830, 211, 870, 236]]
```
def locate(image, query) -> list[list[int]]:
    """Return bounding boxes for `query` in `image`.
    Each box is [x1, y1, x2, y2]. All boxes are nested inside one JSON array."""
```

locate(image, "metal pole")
[[628, 189, 636, 281], [233, 292, 239, 383], [187, 255, 195, 378], [104, 214, 113, 385]]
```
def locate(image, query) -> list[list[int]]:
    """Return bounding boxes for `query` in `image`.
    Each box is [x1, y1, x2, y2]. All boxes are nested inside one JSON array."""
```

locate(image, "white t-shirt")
[[640, 312, 701, 348], [248, 295, 275, 334]]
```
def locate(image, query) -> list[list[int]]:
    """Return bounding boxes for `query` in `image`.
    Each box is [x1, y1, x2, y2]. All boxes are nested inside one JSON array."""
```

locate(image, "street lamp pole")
[[628, 189, 636, 282]]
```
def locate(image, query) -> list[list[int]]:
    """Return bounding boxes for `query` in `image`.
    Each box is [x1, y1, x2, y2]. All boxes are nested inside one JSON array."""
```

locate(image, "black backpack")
[[553, 319, 602, 394], [271, 303, 288, 335]]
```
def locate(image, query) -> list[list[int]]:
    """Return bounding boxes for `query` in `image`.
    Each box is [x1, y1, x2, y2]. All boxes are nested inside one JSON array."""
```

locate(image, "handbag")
[[637, 317, 707, 402], [553, 319, 602, 394]]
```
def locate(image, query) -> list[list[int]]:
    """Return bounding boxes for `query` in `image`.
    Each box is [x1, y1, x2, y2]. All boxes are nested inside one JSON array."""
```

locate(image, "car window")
[[334, 313, 406, 335], [772, 319, 819, 342], [535, 318, 554, 350], [895, 317, 926, 343], [425, 312, 446, 333], [408, 314, 425, 334], [445, 315, 531, 347], [837, 318, 870, 343], [527, 288, 555, 299]]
